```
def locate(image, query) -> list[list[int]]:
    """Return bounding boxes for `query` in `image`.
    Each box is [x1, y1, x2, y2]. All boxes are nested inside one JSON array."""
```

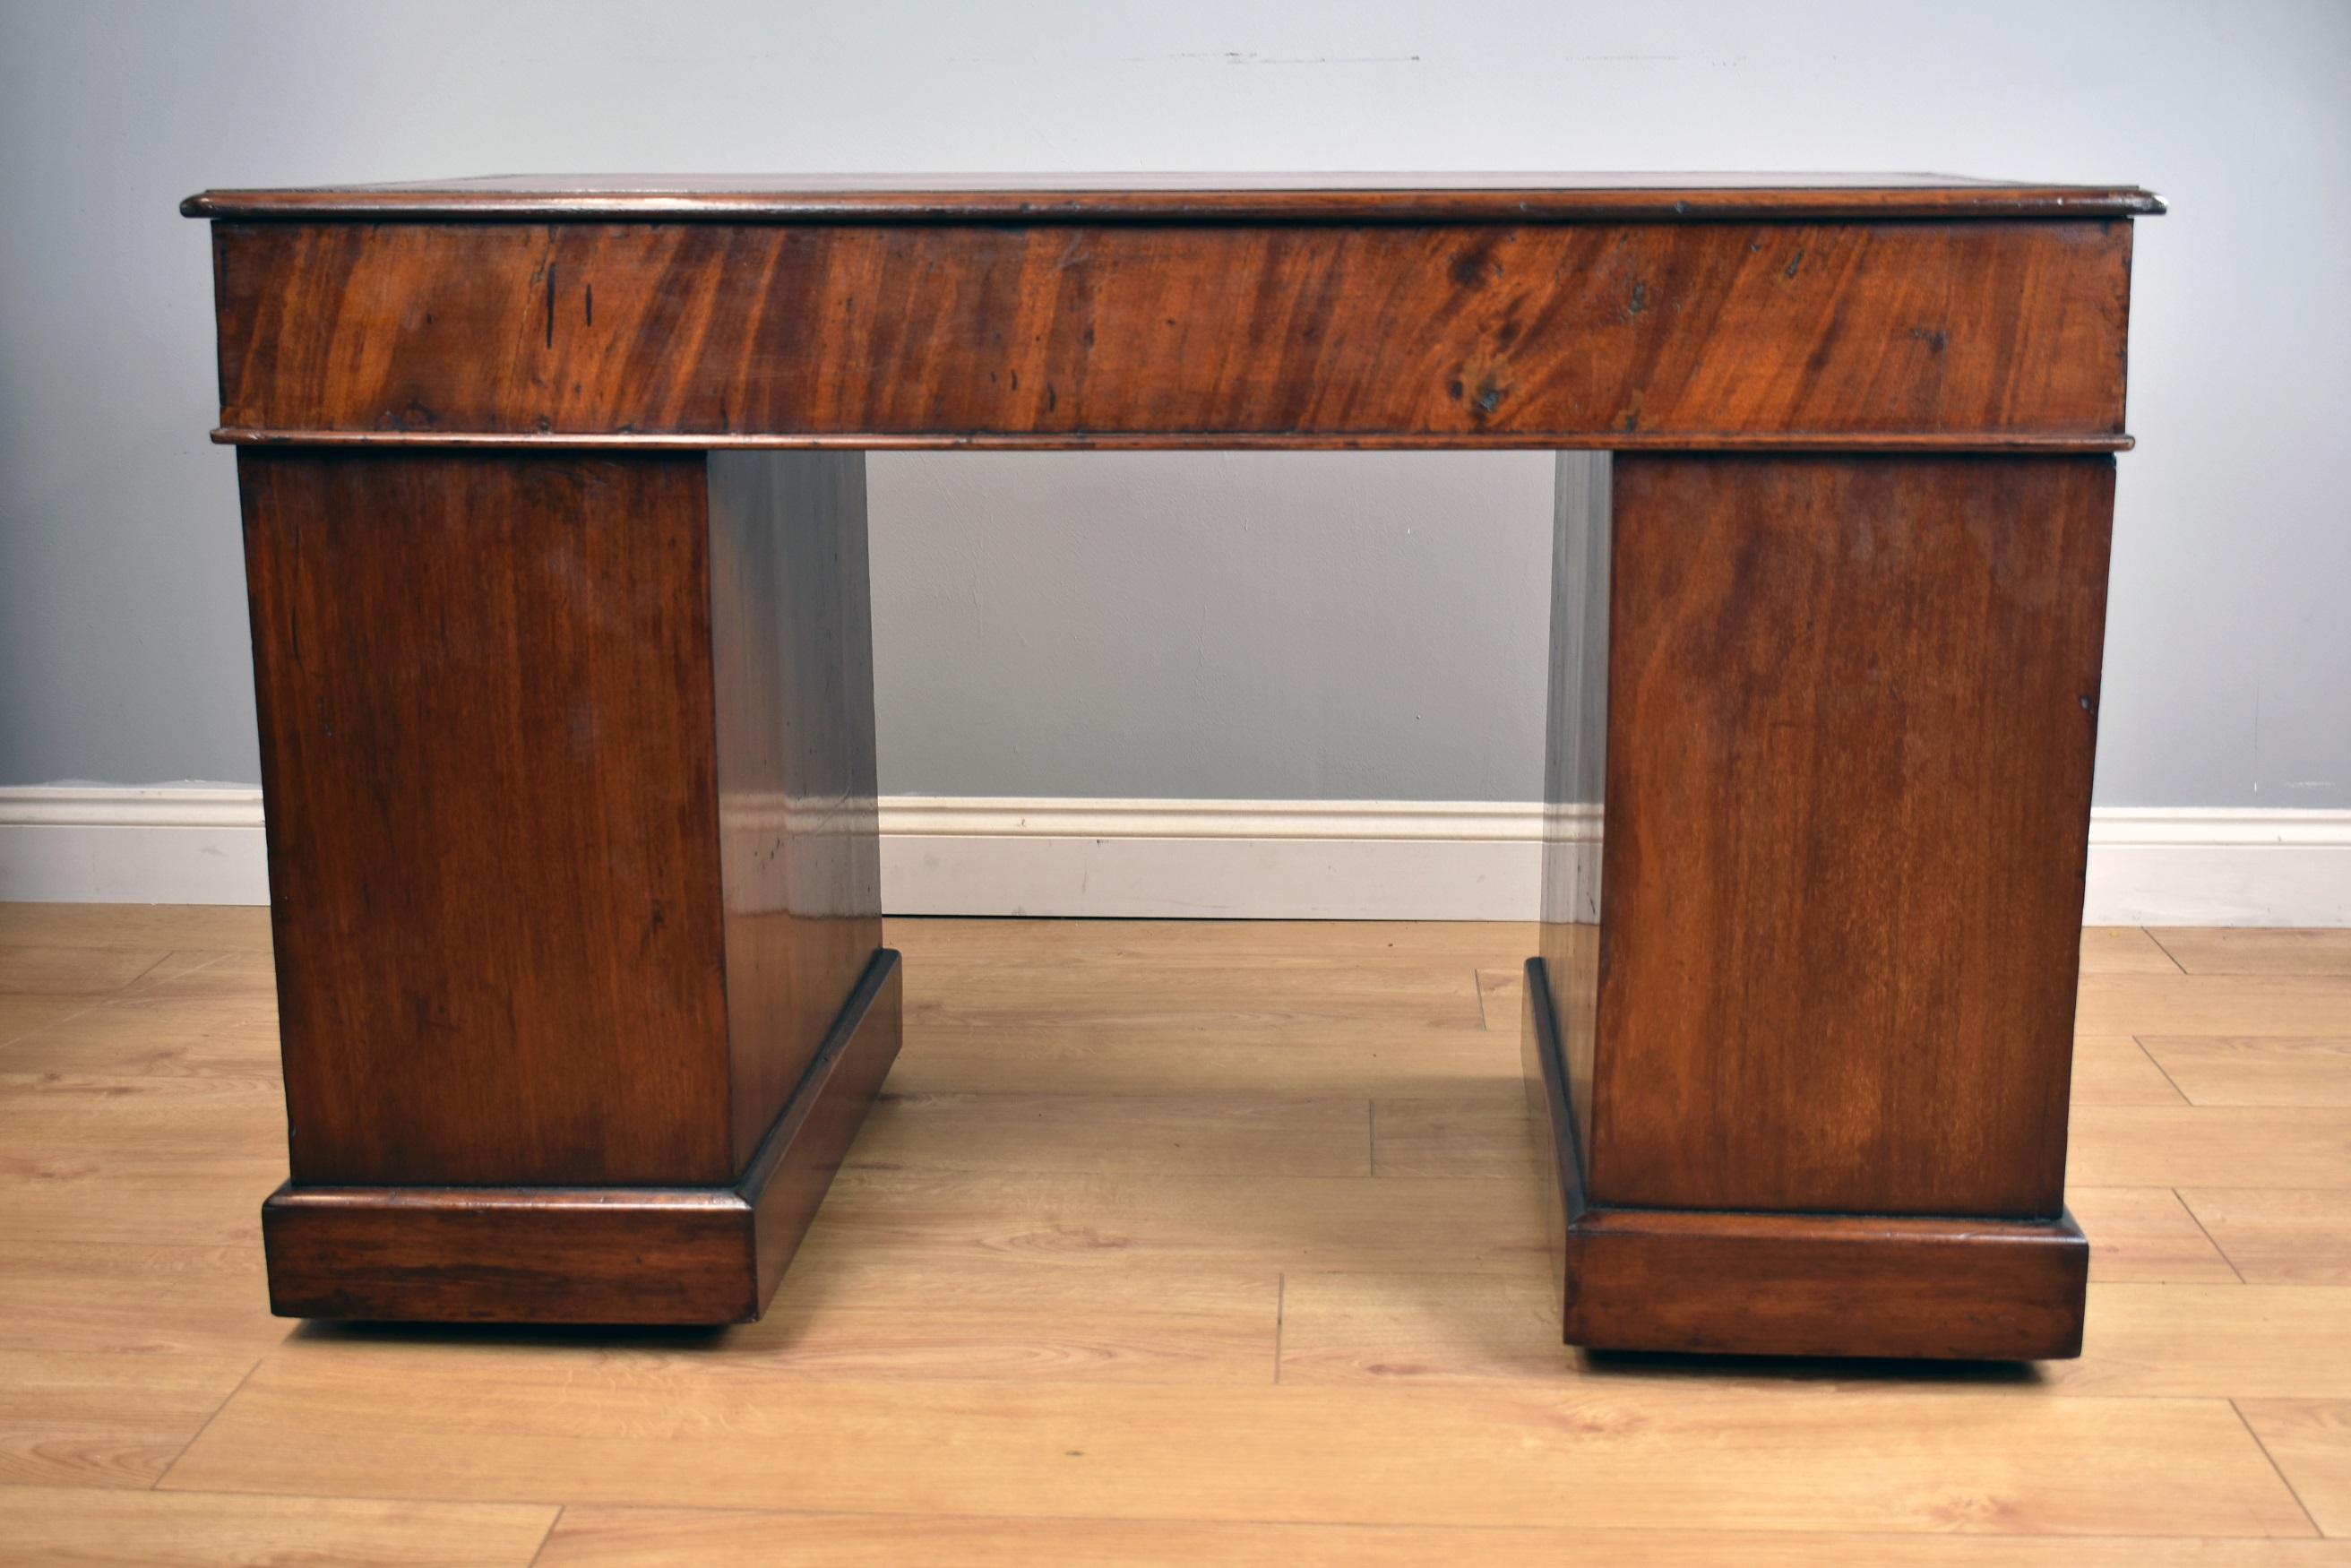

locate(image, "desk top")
[[183, 171, 2164, 222]]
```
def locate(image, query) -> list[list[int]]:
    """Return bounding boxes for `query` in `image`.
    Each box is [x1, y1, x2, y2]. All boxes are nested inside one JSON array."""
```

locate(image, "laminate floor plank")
[[846, 1091, 1373, 1178], [273, 1250, 1285, 1387], [2066, 1107, 2351, 1188], [536, 1507, 2351, 1567], [884, 918, 1537, 965], [0, 1154, 284, 1248], [0, 1486, 556, 1567], [0, 902, 271, 952], [1369, 1095, 1537, 1178], [2179, 1189, 2351, 1284], [887, 1023, 1521, 1098], [2074, 975, 2351, 1037], [0, 944, 171, 998], [159, 1356, 2312, 1537], [0, 1349, 255, 1489], [810, 1166, 1548, 1276], [0, 1242, 289, 1357], [0, 1002, 283, 1082], [2153, 930, 2351, 977], [1279, 1275, 2351, 1400], [2140, 1037, 2351, 1107], [0, 995, 95, 1047]]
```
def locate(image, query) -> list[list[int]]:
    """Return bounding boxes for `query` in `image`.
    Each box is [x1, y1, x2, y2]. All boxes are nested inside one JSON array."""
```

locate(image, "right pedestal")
[[1525, 452, 2113, 1360]]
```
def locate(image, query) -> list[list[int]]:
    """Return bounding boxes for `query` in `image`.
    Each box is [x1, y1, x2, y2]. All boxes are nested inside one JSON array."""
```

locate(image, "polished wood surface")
[[207, 218, 2132, 446], [707, 451, 884, 1168], [189, 171, 2155, 1353], [1593, 454, 2113, 1217], [183, 169, 2165, 221], [240, 450, 734, 1185], [4, 907, 2345, 1562], [238, 450, 893, 1320]]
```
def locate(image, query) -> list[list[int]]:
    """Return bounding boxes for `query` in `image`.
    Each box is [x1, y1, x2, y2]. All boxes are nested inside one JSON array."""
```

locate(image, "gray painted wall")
[[2, 0, 2345, 806]]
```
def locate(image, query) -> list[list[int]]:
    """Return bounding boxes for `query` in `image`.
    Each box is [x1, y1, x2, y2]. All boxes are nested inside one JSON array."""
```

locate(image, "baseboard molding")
[[0, 788, 275, 905], [3, 787, 2346, 925]]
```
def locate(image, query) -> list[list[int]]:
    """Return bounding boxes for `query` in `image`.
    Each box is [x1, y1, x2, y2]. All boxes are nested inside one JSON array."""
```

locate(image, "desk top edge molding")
[[181, 171, 2166, 222], [194, 172, 2154, 452], [209, 429, 2137, 453]]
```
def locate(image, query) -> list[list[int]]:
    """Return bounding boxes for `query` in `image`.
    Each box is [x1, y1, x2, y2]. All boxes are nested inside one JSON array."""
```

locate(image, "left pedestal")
[[237, 448, 898, 1323]]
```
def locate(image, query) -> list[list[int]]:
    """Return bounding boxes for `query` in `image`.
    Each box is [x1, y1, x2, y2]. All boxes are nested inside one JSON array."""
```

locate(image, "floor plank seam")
[[1273, 1272, 1286, 1385], [2173, 1188, 2251, 1283], [107, 950, 176, 996], [2135, 1035, 2200, 1107], [2144, 927, 2192, 976], [526, 1502, 566, 1568], [0, 1000, 108, 1053], [2231, 1398, 2325, 1536], [148, 1354, 263, 1493]]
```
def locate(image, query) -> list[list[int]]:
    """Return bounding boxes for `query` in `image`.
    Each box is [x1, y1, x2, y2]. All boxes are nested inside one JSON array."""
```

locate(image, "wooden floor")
[[2, 906, 2349, 1564]]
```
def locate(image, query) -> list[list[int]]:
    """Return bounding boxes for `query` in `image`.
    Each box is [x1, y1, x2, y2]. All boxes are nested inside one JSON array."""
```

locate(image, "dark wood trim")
[[211, 427, 2137, 453], [1524, 958, 2088, 1361], [260, 1185, 759, 1325], [182, 175, 2165, 223], [261, 949, 901, 1324], [1565, 1204, 2089, 1362], [745, 950, 901, 1305]]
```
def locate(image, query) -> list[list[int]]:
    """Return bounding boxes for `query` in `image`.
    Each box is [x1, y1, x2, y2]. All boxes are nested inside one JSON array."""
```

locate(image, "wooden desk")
[[184, 173, 2160, 1358]]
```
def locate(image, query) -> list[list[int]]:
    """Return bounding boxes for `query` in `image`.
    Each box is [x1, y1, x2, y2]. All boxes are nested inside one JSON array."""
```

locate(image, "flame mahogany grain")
[[207, 219, 2133, 447]]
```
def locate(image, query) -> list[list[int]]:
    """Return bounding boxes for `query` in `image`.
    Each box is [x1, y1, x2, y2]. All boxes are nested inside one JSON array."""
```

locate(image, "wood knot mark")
[[1450, 242, 1503, 289], [1450, 374, 1506, 418]]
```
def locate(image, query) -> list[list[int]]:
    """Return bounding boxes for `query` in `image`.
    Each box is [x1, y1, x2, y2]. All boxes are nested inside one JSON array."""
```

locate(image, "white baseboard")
[[2, 787, 2346, 926], [881, 798, 1549, 920], [0, 788, 275, 905]]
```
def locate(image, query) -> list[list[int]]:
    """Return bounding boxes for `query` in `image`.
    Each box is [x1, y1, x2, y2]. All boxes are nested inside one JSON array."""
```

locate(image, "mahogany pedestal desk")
[[183, 174, 2162, 1359]]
